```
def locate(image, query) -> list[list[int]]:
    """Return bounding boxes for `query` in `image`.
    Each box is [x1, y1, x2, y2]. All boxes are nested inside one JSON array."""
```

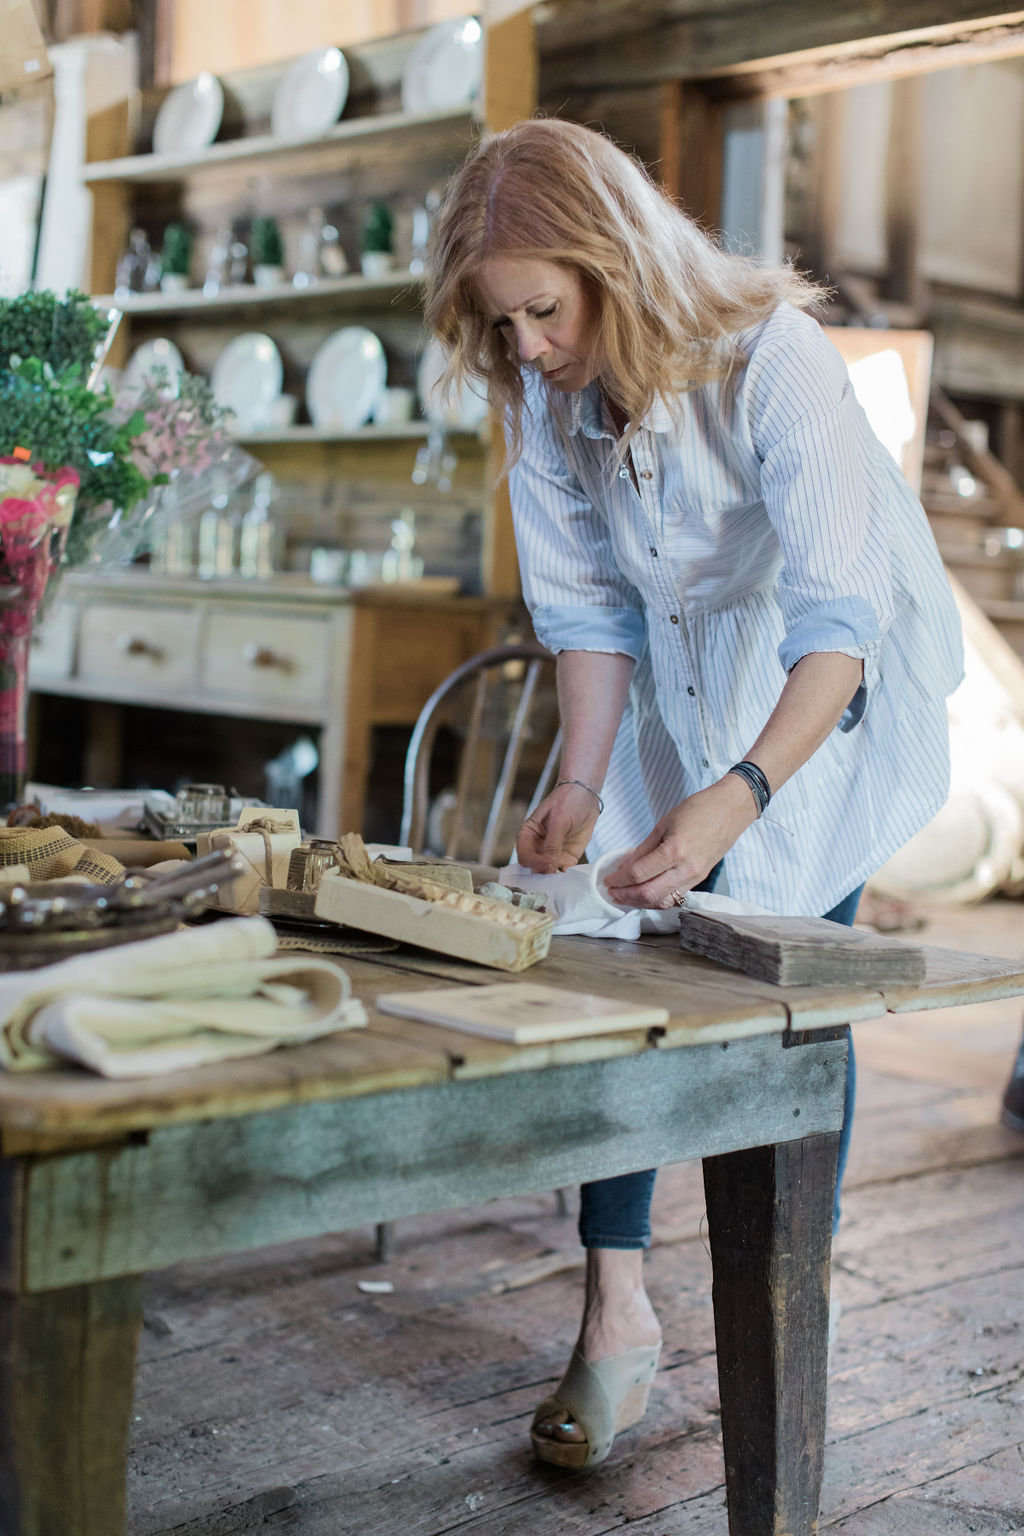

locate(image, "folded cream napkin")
[[0, 916, 367, 1077], [499, 849, 771, 938]]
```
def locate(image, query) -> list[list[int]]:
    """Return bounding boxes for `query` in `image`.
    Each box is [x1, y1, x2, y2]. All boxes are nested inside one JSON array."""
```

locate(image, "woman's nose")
[[514, 322, 546, 363]]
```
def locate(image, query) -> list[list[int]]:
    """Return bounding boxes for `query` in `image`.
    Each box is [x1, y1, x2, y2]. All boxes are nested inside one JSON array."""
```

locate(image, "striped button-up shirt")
[[509, 302, 963, 915]]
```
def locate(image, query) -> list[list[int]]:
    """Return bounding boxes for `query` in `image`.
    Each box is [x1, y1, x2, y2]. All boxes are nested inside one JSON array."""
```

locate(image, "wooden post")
[[703, 1127, 840, 1536], [805, 90, 845, 282], [481, 4, 537, 600], [884, 74, 925, 311], [659, 79, 724, 228]]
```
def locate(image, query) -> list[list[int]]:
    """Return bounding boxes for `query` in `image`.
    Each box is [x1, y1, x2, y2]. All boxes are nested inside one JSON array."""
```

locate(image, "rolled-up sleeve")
[[744, 310, 901, 729], [509, 379, 645, 660]]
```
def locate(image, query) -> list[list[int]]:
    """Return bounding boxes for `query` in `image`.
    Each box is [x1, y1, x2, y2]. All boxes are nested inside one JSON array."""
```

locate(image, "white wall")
[[918, 60, 1024, 297]]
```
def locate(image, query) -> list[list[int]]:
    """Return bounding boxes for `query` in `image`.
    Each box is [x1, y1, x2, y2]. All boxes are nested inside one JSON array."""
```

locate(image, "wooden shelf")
[[83, 107, 476, 185], [93, 274, 425, 318], [232, 423, 487, 446]]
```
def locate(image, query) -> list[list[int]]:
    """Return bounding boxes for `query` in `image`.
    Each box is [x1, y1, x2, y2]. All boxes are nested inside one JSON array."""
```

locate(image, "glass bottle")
[[292, 206, 348, 288], [115, 228, 160, 295], [203, 225, 232, 297], [198, 479, 238, 579], [239, 472, 281, 579]]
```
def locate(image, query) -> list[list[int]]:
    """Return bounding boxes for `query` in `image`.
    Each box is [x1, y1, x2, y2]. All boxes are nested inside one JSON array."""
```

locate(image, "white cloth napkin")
[[499, 848, 772, 938], [0, 916, 367, 1077]]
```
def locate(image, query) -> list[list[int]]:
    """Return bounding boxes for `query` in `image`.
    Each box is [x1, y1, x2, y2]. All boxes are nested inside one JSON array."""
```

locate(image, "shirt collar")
[[555, 380, 677, 438]]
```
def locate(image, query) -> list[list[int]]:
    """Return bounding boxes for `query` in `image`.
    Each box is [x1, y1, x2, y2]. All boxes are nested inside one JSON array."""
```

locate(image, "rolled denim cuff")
[[777, 595, 882, 675], [778, 597, 882, 734], [531, 603, 646, 660]]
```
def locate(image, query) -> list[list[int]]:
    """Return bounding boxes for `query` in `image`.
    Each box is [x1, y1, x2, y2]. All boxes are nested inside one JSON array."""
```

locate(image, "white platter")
[[211, 333, 283, 432], [152, 73, 224, 157], [119, 338, 186, 403], [401, 17, 483, 116], [417, 337, 489, 430], [271, 46, 349, 143], [306, 327, 387, 431]]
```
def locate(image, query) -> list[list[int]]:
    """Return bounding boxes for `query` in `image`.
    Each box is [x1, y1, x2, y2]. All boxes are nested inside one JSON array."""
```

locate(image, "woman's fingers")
[[515, 793, 597, 873]]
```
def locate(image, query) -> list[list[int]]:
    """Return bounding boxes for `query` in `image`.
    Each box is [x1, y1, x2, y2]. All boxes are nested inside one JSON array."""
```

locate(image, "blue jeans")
[[578, 877, 863, 1249]]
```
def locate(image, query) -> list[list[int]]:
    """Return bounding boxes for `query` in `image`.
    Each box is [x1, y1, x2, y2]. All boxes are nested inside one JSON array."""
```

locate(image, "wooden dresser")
[[29, 573, 522, 835]]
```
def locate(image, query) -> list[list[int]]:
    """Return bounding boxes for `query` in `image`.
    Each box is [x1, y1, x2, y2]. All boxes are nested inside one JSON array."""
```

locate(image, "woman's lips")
[[542, 364, 568, 380]]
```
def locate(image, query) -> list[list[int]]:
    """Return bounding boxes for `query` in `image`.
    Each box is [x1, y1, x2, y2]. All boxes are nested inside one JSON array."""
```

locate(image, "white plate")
[[211, 333, 284, 432], [417, 337, 489, 430], [152, 73, 224, 157], [119, 338, 186, 403], [271, 46, 349, 143], [306, 327, 387, 431], [401, 17, 483, 116]]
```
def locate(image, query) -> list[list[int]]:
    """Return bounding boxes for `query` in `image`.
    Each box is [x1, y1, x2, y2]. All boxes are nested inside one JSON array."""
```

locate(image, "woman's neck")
[[602, 389, 629, 437]]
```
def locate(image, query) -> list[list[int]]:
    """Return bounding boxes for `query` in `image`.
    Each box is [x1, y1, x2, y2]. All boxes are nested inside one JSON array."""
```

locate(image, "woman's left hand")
[[603, 775, 759, 908]]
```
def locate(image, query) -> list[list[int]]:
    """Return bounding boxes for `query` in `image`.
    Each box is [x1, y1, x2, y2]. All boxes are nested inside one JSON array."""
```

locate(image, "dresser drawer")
[[78, 602, 200, 691], [29, 600, 77, 682], [201, 609, 330, 707]]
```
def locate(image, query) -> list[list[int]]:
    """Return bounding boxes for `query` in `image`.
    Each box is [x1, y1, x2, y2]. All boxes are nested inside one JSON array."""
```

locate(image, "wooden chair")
[[400, 641, 561, 868], [375, 642, 564, 1262]]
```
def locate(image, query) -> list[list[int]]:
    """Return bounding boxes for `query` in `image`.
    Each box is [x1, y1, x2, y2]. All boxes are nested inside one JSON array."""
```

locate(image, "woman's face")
[[474, 257, 598, 391]]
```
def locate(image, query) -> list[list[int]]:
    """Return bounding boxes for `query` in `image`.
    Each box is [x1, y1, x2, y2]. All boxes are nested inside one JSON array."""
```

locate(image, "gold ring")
[[670, 888, 687, 908]]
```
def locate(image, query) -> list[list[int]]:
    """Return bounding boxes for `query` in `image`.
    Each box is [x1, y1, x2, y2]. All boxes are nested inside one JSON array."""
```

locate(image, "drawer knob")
[[242, 643, 285, 669], [117, 632, 163, 659]]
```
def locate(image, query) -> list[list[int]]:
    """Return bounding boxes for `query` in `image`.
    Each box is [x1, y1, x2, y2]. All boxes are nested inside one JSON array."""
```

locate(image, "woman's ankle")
[[578, 1248, 661, 1359]]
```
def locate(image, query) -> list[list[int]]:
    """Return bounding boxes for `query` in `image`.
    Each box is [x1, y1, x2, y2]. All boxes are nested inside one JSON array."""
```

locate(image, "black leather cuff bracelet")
[[727, 759, 772, 817]]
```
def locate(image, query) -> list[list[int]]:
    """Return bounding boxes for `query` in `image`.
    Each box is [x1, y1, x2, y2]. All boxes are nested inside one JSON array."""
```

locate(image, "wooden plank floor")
[[127, 899, 1024, 1536]]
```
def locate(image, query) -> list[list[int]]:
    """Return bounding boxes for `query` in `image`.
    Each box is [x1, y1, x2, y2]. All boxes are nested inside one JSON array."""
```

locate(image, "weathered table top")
[[2, 930, 1022, 1536], [1, 931, 1021, 1144]]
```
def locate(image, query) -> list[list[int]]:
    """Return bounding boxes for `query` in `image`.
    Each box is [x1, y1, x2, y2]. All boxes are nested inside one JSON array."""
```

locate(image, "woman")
[[426, 117, 962, 1469]]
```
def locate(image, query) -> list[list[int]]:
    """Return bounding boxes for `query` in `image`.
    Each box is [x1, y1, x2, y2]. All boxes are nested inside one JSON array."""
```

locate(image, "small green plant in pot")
[[251, 216, 286, 288], [160, 222, 193, 292], [361, 201, 394, 278]]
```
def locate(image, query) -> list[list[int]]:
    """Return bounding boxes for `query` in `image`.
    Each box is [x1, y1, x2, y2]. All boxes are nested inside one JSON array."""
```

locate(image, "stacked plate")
[[152, 73, 224, 156], [211, 333, 284, 433], [401, 17, 483, 115], [417, 337, 488, 430], [271, 46, 350, 142], [120, 338, 186, 403], [306, 327, 387, 431]]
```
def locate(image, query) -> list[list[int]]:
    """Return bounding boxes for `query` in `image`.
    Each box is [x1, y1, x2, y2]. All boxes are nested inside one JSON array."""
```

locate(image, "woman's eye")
[[535, 306, 556, 319], [491, 317, 511, 330]]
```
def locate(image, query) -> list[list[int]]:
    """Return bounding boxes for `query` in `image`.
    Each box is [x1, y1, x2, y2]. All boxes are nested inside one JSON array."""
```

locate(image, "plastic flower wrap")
[[84, 365, 260, 570]]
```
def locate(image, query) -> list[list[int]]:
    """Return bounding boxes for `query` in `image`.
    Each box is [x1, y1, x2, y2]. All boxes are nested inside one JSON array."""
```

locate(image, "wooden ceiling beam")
[[537, 3, 1024, 92], [700, 13, 1024, 98]]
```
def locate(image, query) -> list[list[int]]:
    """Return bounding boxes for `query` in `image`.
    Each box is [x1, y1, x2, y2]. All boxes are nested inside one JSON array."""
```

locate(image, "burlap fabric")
[[0, 826, 124, 884]]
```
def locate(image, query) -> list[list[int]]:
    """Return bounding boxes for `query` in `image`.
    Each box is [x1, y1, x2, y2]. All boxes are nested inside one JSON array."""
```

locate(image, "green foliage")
[[362, 201, 393, 254], [0, 290, 110, 376], [0, 357, 153, 563], [161, 222, 193, 278], [251, 216, 284, 268]]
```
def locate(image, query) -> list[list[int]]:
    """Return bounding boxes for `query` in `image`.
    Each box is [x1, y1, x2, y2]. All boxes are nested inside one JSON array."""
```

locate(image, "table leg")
[[702, 1131, 839, 1536], [0, 1277, 142, 1536]]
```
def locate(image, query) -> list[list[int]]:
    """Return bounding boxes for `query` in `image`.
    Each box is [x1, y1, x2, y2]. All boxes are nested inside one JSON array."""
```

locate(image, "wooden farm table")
[[1, 930, 1022, 1536]]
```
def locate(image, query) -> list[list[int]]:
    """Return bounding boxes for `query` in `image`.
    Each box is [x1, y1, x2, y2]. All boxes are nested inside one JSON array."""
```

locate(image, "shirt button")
[[640, 469, 653, 480], [687, 685, 695, 696], [618, 467, 630, 479], [669, 614, 679, 624], [702, 757, 709, 767], [649, 547, 658, 557]]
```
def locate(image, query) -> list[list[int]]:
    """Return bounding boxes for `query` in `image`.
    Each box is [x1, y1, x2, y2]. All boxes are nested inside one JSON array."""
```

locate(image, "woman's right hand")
[[514, 781, 601, 873]]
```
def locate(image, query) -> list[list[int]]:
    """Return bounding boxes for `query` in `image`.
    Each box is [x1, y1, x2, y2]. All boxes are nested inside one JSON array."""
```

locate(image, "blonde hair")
[[426, 117, 827, 461]]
